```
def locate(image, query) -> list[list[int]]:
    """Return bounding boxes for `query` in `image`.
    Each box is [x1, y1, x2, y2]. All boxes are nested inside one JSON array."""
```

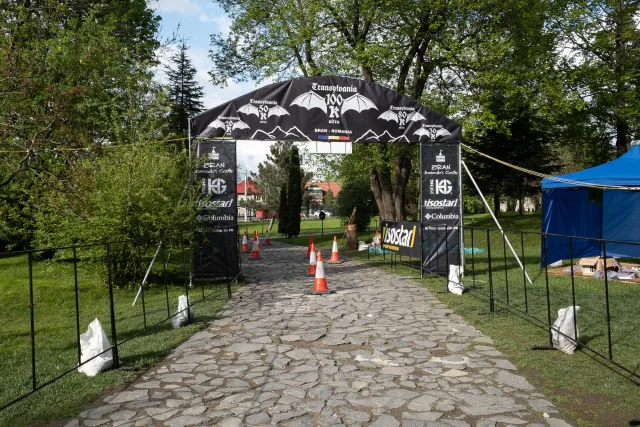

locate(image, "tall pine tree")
[[165, 38, 204, 137], [277, 184, 289, 236], [287, 146, 302, 238]]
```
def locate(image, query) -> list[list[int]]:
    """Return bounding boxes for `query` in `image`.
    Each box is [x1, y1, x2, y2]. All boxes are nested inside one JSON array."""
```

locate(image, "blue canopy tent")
[[541, 145, 640, 265]]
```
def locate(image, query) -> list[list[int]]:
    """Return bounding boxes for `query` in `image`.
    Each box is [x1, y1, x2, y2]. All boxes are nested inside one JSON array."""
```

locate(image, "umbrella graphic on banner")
[[268, 105, 290, 118], [237, 104, 259, 116], [341, 94, 378, 114], [436, 128, 451, 137], [377, 110, 399, 123], [290, 91, 327, 114], [414, 127, 432, 139], [407, 111, 426, 122], [207, 119, 226, 130], [232, 120, 250, 131]]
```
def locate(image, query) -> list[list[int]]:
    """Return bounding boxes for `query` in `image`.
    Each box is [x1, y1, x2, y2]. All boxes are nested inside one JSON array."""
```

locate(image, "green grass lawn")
[[238, 217, 382, 240], [281, 215, 640, 427], [0, 242, 238, 427]]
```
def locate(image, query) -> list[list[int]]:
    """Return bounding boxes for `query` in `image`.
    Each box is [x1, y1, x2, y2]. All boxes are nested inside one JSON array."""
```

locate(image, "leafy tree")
[[277, 184, 289, 235], [557, 0, 640, 156], [252, 142, 293, 213], [165, 38, 205, 137], [34, 142, 192, 287], [336, 179, 378, 232], [0, 0, 161, 249], [324, 187, 335, 208], [287, 146, 302, 237], [456, 0, 566, 216]]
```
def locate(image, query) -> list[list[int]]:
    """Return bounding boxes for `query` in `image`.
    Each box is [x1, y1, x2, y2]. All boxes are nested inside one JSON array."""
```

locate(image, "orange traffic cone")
[[375, 229, 381, 248], [329, 235, 341, 263], [249, 234, 261, 260], [312, 251, 334, 294], [241, 233, 249, 252], [254, 231, 260, 250], [244, 228, 249, 240], [264, 230, 271, 246], [306, 234, 314, 258], [307, 243, 317, 276]]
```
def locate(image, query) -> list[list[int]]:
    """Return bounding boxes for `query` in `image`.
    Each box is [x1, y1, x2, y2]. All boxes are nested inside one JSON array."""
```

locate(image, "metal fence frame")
[[0, 228, 239, 412], [367, 222, 640, 384]]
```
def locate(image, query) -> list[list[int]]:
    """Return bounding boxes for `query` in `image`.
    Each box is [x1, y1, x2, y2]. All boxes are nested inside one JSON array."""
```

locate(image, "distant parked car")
[[313, 209, 334, 218]]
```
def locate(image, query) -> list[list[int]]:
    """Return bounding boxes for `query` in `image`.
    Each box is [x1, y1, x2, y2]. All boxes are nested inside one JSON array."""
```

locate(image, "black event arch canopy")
[[192, 76, 461, 144]]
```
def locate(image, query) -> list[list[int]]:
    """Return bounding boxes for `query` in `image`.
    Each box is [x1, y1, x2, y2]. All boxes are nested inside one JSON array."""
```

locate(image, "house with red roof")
[[305, 181, 341, 210], [237, 179, 264, 220]]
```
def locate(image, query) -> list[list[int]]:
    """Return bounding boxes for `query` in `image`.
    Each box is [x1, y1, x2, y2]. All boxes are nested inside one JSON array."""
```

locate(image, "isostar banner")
[[192, 76, 461, 145], [381, 221, 421, 258], [194, 141, 239, 280], [421, 143, 463, 274]]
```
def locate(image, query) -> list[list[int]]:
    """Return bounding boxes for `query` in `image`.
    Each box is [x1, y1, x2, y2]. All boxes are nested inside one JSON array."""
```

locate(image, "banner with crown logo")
[[421, 144, 463, 274]]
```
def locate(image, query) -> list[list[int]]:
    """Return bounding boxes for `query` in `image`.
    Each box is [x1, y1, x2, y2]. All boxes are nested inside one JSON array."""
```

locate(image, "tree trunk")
[[615, 117, 629, 156], [493, 193, 501, 219], [393, 155, 411, 221], [368, 143, 411, 221]]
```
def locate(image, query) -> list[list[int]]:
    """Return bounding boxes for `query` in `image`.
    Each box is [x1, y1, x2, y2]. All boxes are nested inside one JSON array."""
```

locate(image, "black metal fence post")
[[227, 228, 233, 298], [569, 237, 578, 344], [543, 234, 553, 346], [602, 241, 613, 360], [106, 243, 119, 368], [521, 232, 528, 313], [502, 231, 509, 305], [471, 222, 476, 290], [487, 229, 494, 313], [73, 247, 81, 366], [161, 241, 170, 318], [136, 243, 147, 330], [180, 234, 191, 324], [420, 223, 424, 278], [445, 225, 450, 292], [427, 225, 431, 273], [28, 252, 36, 390]]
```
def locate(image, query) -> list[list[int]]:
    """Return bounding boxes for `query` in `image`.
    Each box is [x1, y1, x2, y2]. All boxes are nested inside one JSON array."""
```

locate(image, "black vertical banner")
[[193, 140, 239, 280], [421, 143, 462, 274]]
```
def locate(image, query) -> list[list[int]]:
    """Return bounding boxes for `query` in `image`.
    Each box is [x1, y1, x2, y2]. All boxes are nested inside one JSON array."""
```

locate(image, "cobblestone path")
[[64, 241, 572, 427]]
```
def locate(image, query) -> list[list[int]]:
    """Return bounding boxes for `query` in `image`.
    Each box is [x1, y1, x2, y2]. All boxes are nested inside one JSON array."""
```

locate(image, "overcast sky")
[[153, 0, 276, 176]]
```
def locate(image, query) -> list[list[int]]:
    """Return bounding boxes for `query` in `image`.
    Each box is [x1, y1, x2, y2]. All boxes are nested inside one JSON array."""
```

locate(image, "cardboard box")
[[577, 257, 618, 276]]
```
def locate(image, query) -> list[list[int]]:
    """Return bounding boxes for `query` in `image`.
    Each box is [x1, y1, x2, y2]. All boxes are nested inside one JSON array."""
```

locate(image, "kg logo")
[[207, 178, 227, 195], [435, 179, 452, 195]]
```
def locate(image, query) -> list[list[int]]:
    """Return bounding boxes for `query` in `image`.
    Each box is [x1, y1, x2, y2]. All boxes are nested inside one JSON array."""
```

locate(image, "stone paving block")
[[61, 242, 572, 427]]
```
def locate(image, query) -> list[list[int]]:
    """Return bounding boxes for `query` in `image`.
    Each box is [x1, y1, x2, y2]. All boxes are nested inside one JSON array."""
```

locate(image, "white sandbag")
[[358, 241, 369, 251], [552, 306, 580, 354], [548, 260, 563, 268], [172, 295, 193, 328], [447, 265, 464, 295], [78, 318, 113, 377]]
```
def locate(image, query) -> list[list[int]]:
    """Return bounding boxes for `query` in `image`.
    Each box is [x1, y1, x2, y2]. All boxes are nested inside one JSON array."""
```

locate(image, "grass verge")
[[0, 244, 240, 427], [237, 217, 381, 240]]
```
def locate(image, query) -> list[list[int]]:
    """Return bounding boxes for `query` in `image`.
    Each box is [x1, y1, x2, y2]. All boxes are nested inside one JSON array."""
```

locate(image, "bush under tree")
[[336, 179, 378, 232]]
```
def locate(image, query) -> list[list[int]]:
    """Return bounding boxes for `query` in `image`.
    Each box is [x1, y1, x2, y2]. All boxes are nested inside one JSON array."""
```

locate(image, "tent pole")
[[462, 160, 533, 285]]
